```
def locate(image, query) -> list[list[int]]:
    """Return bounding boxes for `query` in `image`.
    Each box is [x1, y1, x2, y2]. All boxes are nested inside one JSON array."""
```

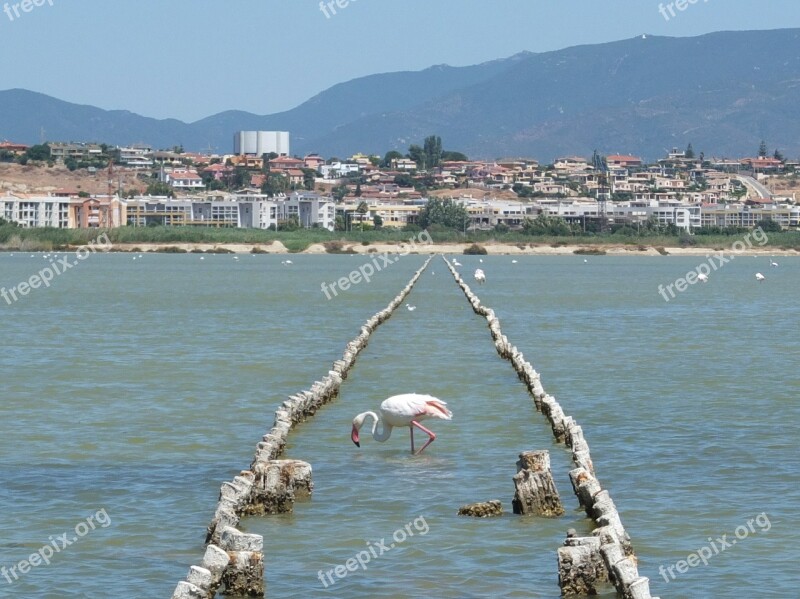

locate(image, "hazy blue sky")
[[1, 0, 798, 121]]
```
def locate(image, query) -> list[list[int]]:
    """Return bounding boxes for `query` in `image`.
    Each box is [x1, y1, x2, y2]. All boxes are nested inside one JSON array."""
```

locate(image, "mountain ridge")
[[2, 29, 799, 161]]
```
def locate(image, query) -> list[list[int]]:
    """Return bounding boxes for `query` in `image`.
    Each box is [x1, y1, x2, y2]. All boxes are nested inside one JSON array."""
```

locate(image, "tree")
[[773, 149, 785, 162], [394, 173, 415, 187], [417, 198, 469, 230], [423, 135, 442, 169], [302, 168, 316, 191], [407, 144, 424, 169], [373, 214, 383, 228], [441, 150, 469, 162], [26, 144, 50, 161], [755, 218, 781, 232], [758, 140, 768, 158], [382, 150, 404, 167], [261, 173, 288, 197], [685, 143, 695, 159], [332, 184, 349, 202], [521, 213, 573, 236], [356, 201, 368, 231], [145, 181, 175, 198], [354, 183, 362, 197], [64, 157, 78, 171]]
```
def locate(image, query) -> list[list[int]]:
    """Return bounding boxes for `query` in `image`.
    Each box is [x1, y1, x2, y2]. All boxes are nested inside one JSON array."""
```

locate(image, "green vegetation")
[[1, 223, 798, 253], [463, 243, 488, 255]]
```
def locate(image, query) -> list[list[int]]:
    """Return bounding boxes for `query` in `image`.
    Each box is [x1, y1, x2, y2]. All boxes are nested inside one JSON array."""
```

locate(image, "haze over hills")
[[2, 28, 799, 161]]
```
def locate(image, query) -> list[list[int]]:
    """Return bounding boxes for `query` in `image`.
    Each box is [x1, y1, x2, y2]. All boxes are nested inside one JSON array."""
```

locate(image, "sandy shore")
[[105, 241, 800, 256]]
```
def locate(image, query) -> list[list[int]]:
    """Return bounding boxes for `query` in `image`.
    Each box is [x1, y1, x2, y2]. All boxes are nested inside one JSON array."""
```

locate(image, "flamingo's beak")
[[351, 424, 360, 447]]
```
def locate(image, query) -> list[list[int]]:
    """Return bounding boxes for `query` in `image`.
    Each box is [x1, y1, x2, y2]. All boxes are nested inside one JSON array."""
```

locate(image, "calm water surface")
[[1, 251, 797, 598]]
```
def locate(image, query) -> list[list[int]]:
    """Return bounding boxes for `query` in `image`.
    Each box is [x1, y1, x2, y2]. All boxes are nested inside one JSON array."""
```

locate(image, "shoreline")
[[60, 241, 800, 256]]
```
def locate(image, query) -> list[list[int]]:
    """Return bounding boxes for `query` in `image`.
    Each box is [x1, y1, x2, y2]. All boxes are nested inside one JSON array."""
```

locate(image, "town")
[[1, 132, 798, 234]]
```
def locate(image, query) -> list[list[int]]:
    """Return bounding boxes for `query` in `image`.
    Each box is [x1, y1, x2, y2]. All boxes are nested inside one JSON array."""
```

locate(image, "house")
[[391, 158, 417, 171], [303, 154, 325, 170], [161, 168, 205, 190], [0, 141, 29, 155], [203, 163, 234, 181], [606, 155, 643, 168], [268, 156, 305, 172]]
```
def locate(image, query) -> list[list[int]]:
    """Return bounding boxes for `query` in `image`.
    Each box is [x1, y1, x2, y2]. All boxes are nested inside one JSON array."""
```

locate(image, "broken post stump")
[[512, 450, 565, 516], [558, 534, 608, 596], [457, 500, 503, 517], [244, 459, 313, 515]]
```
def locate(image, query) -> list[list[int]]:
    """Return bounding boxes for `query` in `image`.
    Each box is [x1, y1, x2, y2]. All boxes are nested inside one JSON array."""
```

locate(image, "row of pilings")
[[442, 257, 659, 599], [171, 256, 433, 599]]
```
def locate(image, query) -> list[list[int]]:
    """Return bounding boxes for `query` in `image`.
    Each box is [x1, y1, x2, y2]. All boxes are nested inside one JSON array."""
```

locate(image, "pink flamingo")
[[351, 393, 453, 455]]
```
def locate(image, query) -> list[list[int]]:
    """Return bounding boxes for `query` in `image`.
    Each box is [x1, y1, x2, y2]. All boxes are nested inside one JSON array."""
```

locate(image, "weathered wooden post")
[[557, 531, 608, 596], [512, 450, 564, 516]]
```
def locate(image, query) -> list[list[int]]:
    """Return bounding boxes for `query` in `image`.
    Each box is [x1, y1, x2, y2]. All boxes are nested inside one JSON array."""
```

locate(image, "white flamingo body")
[[697, 273, 708, 283], [770, 260, 778, 267], [755, 272, 765, 281], [406, 303, 416, 311], [351, 393, 452, 455], [474, 268, 486, 284]]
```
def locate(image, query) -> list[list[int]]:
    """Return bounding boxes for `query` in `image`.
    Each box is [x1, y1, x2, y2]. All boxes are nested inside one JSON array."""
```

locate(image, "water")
[[1, 251, 797, 598]]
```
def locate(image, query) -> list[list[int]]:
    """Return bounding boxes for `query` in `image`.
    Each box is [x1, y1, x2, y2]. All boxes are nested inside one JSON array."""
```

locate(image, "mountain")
[[2, 29, 800, 160]]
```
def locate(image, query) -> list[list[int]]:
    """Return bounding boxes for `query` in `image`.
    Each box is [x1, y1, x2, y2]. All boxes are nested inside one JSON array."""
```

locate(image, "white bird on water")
[[281, 259, 293, 265], [755, 272, 765, 281], [479, 258, 483, 263], [511, 259, 518, 264], [474, 268, 486, 284], [406, 303, 416, 311], [770, 259, 779, 267], [697, 273, 708, 283], [452, 259, 462, 267], [351, 393, 452, 455]]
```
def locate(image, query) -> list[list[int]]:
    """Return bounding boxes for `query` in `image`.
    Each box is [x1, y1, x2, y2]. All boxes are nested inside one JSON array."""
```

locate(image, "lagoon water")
[[1, 251, 798, 598]]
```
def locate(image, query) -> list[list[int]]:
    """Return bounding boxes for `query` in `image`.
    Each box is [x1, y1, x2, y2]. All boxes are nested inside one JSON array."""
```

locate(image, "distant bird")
[[770, 260, 778, 267], [233, 256, 239, 261], [351, 393, 453, 455], [406, 303, 416, 311], [584, 259, 588, 263], [511, 259, 518, 264], [479, 258, 483, 263], [431, 271, 435, 275], [755, 272, 765, 281], [452, 259, 462, 266], [697, 273, 708, 283], [139, 254, 143, 258], [132, 256, 137, 261], [281, 259, 293, 265], [474, 268, 486, 284], [200, 256, 205, 260]]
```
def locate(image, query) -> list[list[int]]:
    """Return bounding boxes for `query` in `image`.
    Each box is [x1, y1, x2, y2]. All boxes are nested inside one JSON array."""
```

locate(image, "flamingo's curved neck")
[[364, 411, 392, 443]]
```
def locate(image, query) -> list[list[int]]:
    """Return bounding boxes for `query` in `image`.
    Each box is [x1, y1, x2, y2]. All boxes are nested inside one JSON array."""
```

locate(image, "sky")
[[1, 0, 799, 122]]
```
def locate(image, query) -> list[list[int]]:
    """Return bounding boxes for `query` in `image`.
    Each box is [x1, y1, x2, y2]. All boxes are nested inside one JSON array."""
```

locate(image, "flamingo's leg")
[[409, 427, 415, 453], [411, 420, 436, 455]]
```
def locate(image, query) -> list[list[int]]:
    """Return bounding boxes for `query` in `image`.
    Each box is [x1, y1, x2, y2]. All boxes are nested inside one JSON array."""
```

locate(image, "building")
[[159, 168, 205, 190], [233, 131, 290, 157], [117, 145, 153, 168], [0, 141, 28, 155], [49, 142, 103, 162], [0, 193, 71, 228]]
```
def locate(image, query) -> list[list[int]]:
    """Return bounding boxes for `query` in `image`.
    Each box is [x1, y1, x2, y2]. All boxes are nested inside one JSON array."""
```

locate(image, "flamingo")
[[511, 259, 518, 264], [697, 273, 708, 283], [281, 259, 293, 265], [474, 268, 486, 284], [770, 259, 778, 268], [406, 303, 416, 311], [452, 259, 462, 267], [351, 393, 452, 455], [755, 272, 765, 281]]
